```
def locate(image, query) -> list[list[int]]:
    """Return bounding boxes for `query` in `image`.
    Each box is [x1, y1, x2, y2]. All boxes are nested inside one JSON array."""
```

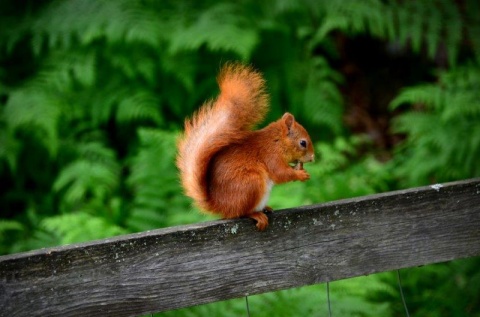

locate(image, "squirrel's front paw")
[[293, 161, 303, 170], [296, 169, 310, 181]]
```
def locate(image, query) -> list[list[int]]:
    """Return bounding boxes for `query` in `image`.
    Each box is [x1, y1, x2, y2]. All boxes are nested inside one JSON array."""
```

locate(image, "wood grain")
[[1, 178, 479, 317]]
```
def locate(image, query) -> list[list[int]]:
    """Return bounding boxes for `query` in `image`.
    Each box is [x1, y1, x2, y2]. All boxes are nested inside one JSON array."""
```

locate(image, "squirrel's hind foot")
[[263, 206, 273, 213], [246, 211, 269, 231]]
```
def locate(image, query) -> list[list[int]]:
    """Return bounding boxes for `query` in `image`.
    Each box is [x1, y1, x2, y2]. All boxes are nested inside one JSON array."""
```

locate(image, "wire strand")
[[245, 296, 251, 317], [327, 282, 332, 317], [397, 269, 410, 317]]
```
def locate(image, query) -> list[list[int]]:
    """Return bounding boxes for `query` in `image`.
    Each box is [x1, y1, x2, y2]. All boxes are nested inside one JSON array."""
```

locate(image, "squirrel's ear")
[[282, 112, 295, 129]]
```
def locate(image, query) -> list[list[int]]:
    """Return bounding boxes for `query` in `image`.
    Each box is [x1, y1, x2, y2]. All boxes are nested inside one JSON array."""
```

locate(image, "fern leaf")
[[127, 129, 178, 196], [126, 207, 167, 232], [40, 212, 126, 245], [315, 0, 388, 39], [89, 84, 127, 126], [301, 57, 344, 134], [391, 64, 480, 185], [270, 0, 305, 15], [116, 90, 163, 125], [126, 129, 191, 230], [28, 0, 165, 51], [0, 127, 20, 172], [425, 21, 441, 60], [442, 0, 462, 67], [53, 142, 120, 208], [313, 0, 466, 66], [4, 86, 62, 156], [69, 51, 96, 87], [0, 220, 24, 238], [389, 85, 443, 110], [314, 16, 350, 41], [168, 3, 259, 60], [410, 3, 427, 53]]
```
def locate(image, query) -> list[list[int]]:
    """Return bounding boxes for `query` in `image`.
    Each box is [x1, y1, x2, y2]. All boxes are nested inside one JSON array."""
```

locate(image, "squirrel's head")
[[281, 113, 315, 164]]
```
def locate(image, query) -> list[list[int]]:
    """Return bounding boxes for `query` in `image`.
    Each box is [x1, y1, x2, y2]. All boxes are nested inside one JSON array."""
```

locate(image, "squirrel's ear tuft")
[[282, 112, 295, 129]]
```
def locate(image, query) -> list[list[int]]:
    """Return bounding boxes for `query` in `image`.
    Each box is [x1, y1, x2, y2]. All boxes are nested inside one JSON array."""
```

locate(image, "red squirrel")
[[176, 63, 314, 230]]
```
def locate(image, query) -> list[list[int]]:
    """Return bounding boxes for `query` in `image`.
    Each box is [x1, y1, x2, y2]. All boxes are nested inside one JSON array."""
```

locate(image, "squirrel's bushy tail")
[[176, 63, 269, 211]]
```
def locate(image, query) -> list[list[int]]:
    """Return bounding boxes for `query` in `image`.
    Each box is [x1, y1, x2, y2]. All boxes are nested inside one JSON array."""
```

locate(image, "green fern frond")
[[54, 160, 119, 205], [40, 212, 126, 245], [393, 0, 463, 63], [440, 0, 462, 66], [390, 85, 443, 111], [314, 15, 350, 42], [67, 51, 97, 87], [314, 0, 467, 65], [119, 6, 169, 48], [0, 220, 24, 238], [34, 50, 98, 91], [107, 49, 157, 84], [2, 48, 103, 159], [391, 64, 480, 185], [116, 90, 163, 125], [126, 129, 191, 230], [439, 67, 480, 120], [88, 83, 127, 126], [130, 129, 177, 171], [53, 142, 120, 208], [314, 0, 392, 40], [4, 86, 62, 156], [126, 207, 167, 233], [270, 0, 305, 15], [168, 3, 259, 60], [465, 0, 480, 63], [0, 125, 20, 172], [391, 112, 434, 136], [442, 93, 480, 121], [158, 53, 199, 93], [391, 65, 480, 117], [302, 136, 390, 202], [27, 0, 165, 52], [302, 57, 344, 134], [0, 219, 24, 254], [127, 129, 178, 198], [87, 84, 165, 127], [400, 2, 430, 53], [76, 141, 117, 162]]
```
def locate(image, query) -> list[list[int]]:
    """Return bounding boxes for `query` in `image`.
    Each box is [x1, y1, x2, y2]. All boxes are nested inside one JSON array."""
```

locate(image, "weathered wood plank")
[[1, 178, 479, 317]]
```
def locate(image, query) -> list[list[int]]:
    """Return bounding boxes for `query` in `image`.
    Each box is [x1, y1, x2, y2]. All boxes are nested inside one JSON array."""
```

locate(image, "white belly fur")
[[254, 179, 274, 211]]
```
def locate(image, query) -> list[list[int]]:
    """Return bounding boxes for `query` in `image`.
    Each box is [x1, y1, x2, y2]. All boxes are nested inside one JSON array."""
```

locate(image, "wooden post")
[[1, 178, 480, 317]]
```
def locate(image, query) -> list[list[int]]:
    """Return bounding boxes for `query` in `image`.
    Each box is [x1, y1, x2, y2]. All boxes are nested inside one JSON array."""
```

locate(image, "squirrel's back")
[[176, 63, 269, 211]]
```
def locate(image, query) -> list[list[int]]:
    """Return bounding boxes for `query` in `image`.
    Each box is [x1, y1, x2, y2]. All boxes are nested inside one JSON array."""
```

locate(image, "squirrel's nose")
[[306, 153, 315, 162]]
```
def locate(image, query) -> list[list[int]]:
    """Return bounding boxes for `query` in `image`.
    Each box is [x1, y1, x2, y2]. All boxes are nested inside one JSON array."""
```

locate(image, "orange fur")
[[176, 63, 314, 230]]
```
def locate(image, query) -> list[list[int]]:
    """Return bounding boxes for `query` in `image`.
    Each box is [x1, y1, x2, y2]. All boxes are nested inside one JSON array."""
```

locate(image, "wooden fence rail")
[[1, 178, 480, 317]]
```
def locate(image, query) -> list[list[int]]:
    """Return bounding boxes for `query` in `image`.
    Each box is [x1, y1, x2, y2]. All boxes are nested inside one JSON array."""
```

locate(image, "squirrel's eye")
[[300, 140, 307, 148]]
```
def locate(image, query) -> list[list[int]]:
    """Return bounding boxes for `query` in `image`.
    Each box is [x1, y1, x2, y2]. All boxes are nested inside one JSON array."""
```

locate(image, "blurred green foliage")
[[391, 64, 480, 186], [158, 275, 391, 317], [368, 257, 480, 317], [1, 0, 479, 316]]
